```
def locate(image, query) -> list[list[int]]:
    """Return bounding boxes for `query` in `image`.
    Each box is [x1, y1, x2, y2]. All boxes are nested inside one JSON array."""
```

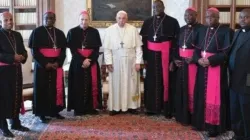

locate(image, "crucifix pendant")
[[182, 44, 187, 51], [202, 51, 206, 58], [153, 35, 157, 41], [120, 42, 124, 48], [53, 45, 57, 51], [82, 45, 85, 50]]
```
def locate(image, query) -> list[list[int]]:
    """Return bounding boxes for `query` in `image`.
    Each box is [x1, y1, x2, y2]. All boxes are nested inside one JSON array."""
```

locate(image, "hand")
[[14, 54, 23, 63], [198, 58, 205, 67], [185, 58, 192, 64], [169, 61, 175, 72], [82, 59, 91, 68], [174, 60, 182, 67], [135, 64, 140, 72], [45, 63, 53, 70], [203, 58, 210, 67], [107, 65, 113, 72], [52, 62, 59, 69]]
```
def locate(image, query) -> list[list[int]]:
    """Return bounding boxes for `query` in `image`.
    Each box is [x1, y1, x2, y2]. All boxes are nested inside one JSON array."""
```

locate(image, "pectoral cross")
[[120, 42, 124, 48], [82, 45, 85, 50], [202, 51, 206, 58], [153, 35, 157, 41], [182, 44, 187, 51], [53, 44, 57, 51]]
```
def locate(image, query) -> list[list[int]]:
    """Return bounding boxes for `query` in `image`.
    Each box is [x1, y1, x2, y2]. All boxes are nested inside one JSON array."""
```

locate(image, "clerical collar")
[[45, 26, 54, 30], [187, 22, 198, 28], [241, 26, 250, 33], [209, 25, 220, 30], [155, 12, 165, 19]]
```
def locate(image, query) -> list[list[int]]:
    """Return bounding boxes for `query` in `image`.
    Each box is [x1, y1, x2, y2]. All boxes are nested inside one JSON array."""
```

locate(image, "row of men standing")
[[0, 0, 249, 140]]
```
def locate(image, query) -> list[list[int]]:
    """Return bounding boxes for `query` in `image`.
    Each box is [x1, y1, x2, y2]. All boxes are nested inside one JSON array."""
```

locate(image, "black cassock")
[[140, 13, 180, 116], [174, 23, 203, 125], [29, 26, 67, 117], [0, 29, 27, 119], [67, 26, 102, 115], [192, 25, 233, 133]]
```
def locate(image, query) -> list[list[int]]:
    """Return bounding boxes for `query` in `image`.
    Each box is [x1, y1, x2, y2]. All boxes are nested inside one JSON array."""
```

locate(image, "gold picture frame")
[[87, 0, 153, 28]]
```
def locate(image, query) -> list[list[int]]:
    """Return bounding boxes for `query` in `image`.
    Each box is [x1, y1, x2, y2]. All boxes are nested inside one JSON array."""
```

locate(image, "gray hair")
[[116, 10, 128, 18]]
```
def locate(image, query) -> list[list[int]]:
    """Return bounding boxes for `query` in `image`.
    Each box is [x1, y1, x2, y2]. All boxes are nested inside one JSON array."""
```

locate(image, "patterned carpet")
[[0, 110, 233, 140]]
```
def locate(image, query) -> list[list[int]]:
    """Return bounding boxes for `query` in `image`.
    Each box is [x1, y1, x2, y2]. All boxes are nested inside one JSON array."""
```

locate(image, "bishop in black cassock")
[[0, 12, 29, 138], [140, 0, 180, 118], [174, 7, 203, 125], [29, 11, 67, 123], [192, 8, 233, 137], [67, 11, 103, 116]]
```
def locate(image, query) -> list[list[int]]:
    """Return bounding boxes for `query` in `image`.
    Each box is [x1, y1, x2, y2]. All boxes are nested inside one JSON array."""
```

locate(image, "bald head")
[[116, 10, 128, 27], [0, 12, 13, 30]]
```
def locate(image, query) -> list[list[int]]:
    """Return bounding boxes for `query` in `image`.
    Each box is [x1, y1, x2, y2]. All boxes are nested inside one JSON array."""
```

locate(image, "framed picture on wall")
[[86, 0, 153, 28]]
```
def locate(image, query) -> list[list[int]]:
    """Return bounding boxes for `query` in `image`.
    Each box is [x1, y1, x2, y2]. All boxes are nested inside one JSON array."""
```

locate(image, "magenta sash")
[[148, 41, 171, 102], [39, 48, 64, 106], [0, 62, 26, 114], [202, 52, 221, 125], [179, 48, 197, 113], [78, 49, 98, 109]]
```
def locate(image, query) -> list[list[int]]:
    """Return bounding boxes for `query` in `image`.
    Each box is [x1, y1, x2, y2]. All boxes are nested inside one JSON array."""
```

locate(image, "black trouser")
[[230, 89, 250, 139]]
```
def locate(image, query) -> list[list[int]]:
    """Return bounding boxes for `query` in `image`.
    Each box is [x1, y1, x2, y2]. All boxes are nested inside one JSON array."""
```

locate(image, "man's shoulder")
[[54, 27, 64, 34], [164, 15, 178, 23]]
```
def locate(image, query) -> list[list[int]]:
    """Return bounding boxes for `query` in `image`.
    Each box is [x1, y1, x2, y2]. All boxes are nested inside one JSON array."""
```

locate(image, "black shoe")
[[39, 116, 51, 123], [55, 114, 65, 119], [165, 114, 173, 119], [109, 111, 119, 116], [128, 109, 138, 115], [207, 131, 219, 137], [89, 110, 99, 115], [11, 125, 30, 132], [1, 129, 15, 138], [145, 112, 155, 116]]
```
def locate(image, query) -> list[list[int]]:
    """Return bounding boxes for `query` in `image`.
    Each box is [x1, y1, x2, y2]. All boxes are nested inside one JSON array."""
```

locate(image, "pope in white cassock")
[[103, 11, 143, 116]]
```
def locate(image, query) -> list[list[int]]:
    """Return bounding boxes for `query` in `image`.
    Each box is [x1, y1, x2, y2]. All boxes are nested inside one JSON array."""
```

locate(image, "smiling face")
[[239, 9, 250, 28], [153, 0, 165, 16], [43, 12, 56, 27], [184, 9, 197, 25], [1, 12, 13, 30]]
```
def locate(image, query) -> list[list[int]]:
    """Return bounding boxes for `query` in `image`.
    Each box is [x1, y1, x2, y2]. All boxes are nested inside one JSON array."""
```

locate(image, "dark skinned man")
[[140, 0, 180, 118], [229, 8, 250, 140], [29, 11, 67, 123], [192, 8, 233, 137], [174, 7, 203, 125], [0, 12, 29, 138]]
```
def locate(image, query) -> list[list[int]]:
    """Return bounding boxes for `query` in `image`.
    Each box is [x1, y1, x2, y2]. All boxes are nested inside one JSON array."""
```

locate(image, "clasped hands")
[[45, 62, 59, 70], [14, 54, 25, 63], [198, 57, 210, 67], [82, 58, 91, 68]]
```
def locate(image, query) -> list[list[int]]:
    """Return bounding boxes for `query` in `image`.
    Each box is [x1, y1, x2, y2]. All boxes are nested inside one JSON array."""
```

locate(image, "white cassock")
[[103, 23, 143, 111]]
